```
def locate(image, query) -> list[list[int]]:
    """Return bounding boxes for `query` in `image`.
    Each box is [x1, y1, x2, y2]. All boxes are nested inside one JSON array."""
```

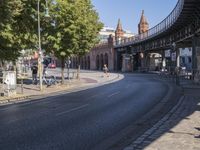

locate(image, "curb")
[[124, 95, 185, 149], [108, 75, 182, 150], [0, 73, 124, 106]]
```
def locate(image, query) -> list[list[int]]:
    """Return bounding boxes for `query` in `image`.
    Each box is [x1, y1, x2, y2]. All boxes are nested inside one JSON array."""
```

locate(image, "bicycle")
[[37, 75, 58, 87], [46, 75, 58, 87]]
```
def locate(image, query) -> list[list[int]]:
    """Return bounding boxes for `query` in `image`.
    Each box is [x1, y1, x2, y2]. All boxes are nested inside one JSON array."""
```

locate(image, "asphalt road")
[[0, 74, 170, 150]]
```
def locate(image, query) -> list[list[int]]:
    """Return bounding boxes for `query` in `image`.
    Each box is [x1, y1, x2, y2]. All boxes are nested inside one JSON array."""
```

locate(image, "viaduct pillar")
[[192, 35, 200, 71]]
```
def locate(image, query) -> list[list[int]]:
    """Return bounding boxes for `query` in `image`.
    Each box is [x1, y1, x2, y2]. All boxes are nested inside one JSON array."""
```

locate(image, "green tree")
[[0, 0, 23, 64], [0, 0, 47, 64], [14, 0, 51, 55], [47, 0, 103, 83], [73, 0, 103, 79], [46, 0, 80, 84]]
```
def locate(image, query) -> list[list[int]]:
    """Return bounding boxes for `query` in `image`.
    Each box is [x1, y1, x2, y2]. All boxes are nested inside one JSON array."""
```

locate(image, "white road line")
[[56, 104, 89, 116], [108, 91, 120, 98]]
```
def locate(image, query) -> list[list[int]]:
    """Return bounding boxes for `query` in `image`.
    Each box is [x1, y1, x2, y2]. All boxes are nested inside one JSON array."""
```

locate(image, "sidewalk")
[[0, 70, 123, 105], [124, 76, 200, 150]]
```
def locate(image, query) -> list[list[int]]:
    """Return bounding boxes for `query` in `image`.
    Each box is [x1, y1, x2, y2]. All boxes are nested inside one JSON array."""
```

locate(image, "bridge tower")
[[115, 19, 133, 72], [137, 10, 150, 71], [138, 10, 149, 34], [115, 19, 124, 41]]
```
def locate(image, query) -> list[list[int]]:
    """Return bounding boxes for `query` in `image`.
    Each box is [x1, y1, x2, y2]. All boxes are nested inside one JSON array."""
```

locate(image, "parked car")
[[48, 63, 56, 69]]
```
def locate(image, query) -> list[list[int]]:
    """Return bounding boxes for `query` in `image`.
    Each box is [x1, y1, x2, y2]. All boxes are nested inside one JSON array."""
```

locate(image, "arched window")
[[84, 56, 86, 69], [72, 58, 75, 68], [81, 57, 83, 69], [104, 53, 108, 68], [88, 56, 90, 69], [100, 54, 104, 70], [96, 55, 99, 70], [75, 57, 78, 68]]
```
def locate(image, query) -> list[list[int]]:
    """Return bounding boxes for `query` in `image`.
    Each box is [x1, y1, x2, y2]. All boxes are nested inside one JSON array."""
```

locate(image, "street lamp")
[[37, 0, 50, 91]]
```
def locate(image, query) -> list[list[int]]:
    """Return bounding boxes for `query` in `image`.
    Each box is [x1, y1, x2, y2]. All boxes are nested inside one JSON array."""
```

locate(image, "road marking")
[[108, 91, 120, 98], [55, 104, 89, 116]]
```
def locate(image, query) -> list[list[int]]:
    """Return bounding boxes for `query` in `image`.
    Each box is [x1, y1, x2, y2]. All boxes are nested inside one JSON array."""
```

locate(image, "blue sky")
[[91, 0, 178, 34]]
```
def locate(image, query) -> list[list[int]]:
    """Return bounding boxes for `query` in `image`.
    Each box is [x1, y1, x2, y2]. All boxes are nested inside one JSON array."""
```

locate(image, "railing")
[[115, 0, 184, 47], [158, 68, 200, 86]]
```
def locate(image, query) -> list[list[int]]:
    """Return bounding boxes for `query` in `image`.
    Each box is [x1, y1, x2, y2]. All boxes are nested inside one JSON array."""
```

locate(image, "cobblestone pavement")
[[0, 69, 123, 105], [124, 77, 200, 150]]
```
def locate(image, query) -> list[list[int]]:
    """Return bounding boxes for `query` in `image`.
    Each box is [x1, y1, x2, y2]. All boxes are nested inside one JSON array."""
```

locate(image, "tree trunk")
[[0, 60, 3, 69], [61, 58, 65, 84]]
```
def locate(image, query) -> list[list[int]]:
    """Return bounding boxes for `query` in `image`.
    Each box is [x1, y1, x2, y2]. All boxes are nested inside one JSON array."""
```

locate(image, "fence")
[[158, 67, 198, 85]]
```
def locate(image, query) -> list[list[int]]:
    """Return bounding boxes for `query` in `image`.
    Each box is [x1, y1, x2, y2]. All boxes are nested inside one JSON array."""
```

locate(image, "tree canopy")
[[0, 0, 103, 82], [0, 0, 23, 61]]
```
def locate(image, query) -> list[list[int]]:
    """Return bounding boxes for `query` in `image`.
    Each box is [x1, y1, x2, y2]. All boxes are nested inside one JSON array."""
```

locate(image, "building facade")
[[71, 19, 134, 71]]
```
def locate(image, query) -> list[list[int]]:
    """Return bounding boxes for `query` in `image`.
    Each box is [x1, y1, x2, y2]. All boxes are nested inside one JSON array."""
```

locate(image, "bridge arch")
[[96, 55, 100, 70]]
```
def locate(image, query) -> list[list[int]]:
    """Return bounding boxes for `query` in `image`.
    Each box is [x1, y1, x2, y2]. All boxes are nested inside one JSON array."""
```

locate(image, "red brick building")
[[71, 19, 126, 71], [69, 11, 149, 72]]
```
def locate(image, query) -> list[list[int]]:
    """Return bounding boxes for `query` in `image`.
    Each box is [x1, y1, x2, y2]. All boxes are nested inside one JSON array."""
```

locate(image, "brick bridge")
[[114, 0, 200, 72]]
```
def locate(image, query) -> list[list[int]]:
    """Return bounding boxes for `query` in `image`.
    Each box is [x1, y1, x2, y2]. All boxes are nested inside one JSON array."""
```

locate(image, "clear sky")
[[91, 0, 178, 34]]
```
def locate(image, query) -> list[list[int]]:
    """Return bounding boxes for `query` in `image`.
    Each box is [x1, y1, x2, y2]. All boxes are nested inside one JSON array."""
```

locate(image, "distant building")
[[99, 27, 115, 43], [99, 21, 134, 43], [70, 10, 155, 72]]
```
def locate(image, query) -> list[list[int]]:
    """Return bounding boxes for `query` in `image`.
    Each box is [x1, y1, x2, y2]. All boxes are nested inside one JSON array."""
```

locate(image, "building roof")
[[139, 10, 148, 25]]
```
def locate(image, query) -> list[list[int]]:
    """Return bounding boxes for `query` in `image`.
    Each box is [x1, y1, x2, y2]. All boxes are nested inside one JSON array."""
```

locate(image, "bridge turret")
[[115, 19, 124, 41], [138, 10, 149, 34]]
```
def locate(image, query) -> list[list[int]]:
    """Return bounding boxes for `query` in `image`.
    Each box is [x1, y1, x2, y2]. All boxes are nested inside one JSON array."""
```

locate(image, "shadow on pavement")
[[111, 76, 200, 150]]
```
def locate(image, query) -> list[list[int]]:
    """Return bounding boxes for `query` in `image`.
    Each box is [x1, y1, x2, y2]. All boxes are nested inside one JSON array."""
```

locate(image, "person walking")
[[103, 64, 109, 77], [31, 64, 38, 84]]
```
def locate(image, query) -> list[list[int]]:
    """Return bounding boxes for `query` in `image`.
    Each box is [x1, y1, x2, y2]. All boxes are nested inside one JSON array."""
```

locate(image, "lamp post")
[[20, 49, 26, 94], [37, 0, 49, 91]]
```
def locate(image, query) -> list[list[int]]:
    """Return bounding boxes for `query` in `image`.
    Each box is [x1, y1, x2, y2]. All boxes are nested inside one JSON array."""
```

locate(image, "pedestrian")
[[103, 64, 109, 77], [43, 65, 47, 77], [31, 64, 38, 84], [42, 65, 49, 85]]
